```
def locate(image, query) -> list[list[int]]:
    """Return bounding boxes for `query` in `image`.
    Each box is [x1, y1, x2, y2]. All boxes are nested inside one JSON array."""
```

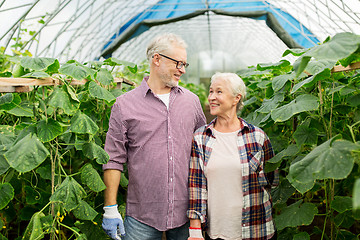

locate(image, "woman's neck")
[[214, 114, 240, 133]]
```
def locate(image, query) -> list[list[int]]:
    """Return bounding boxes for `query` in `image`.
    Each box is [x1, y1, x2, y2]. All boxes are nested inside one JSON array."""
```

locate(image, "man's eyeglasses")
[[158, 53, 189, 69]]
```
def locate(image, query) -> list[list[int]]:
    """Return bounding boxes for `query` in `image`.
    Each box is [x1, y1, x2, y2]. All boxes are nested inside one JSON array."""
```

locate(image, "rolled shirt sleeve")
[[103, 100, 128, 172]]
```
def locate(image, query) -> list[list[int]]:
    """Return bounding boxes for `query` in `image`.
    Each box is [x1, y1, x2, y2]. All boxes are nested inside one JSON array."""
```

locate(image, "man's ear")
[[152, 54, 160, 66]]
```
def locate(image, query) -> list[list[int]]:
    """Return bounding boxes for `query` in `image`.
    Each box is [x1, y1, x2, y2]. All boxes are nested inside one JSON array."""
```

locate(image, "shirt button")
[[243, 224, 246, 227], [170, 157, 173, 160], [170, 178, 173, 182], [168, 136, 171, 139]]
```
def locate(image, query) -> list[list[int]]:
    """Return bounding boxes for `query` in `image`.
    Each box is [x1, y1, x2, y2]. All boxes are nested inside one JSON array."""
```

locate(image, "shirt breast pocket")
[[248, 151, 262, 173]]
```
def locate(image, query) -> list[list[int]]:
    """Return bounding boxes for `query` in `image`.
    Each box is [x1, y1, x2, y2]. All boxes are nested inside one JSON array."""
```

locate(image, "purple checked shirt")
[[103, 77, 206, 231]]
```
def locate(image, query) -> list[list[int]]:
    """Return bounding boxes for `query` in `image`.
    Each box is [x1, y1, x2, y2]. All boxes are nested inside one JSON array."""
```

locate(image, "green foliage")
[[1, 31, 360, 239], [0, 52, 140, 239], [240, 32, 360, 239]]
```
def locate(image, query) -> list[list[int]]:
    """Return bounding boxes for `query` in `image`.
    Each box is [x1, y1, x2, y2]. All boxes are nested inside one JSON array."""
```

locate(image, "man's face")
[[158, 46, 187, 88]]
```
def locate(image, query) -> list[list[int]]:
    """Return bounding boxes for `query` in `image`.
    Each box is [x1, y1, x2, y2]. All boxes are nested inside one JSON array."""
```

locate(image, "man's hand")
[[102, 204, 125, 240]]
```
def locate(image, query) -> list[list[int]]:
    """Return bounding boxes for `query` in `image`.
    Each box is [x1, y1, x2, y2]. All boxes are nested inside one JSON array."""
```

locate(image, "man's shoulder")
[[177, 86, 199, 99], [115, 86, 142, 103]]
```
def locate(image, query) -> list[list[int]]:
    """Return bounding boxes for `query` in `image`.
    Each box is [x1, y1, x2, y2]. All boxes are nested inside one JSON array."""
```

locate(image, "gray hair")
[[210, 72, 247, 111], [146, 33, 187, 61]]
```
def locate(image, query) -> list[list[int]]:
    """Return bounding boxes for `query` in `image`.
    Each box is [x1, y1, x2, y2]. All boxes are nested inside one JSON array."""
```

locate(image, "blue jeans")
[[123, 216, 189, 240]]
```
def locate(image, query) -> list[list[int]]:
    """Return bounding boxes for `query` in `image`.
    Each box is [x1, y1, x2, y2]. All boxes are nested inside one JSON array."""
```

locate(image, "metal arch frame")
[[69, 0, 152, 61], [1, 0, 359, 63], [53, 0, 152, 61], [0, 0, 41, 49], [36, 0, 98, 57], [24, 0, 73, 54]]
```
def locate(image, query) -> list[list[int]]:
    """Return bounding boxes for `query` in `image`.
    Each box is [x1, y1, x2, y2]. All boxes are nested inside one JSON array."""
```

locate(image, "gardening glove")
[[188, 227, 204, 240], [102, 204, 125, 240]]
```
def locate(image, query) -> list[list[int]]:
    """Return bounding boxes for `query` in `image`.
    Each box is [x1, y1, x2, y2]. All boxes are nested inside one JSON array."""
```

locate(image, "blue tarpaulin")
[[101, 0, 319, 58]]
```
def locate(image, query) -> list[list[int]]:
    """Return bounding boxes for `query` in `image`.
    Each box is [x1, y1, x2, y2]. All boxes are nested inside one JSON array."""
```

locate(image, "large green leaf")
[[0, 183, 14, 210], [271, 94, 319, 122], [88, 81, 116, 103], [293, 232, 310, 240], [59, 62, 95, 80], [103, 57, 136, 67], [304, 32, 360, 61], [46, 87, 78, 115], [274, 200, 318, 230], [6, 102, 34, 117], [36, 118, 63, 142], [96, 68, 113, 85], [257, 93, 284, 114], [0, 93, 21, 111], [81, 163, 106, 192], [20, 57, 57, 71], [0, 93, 13, 105], [291, 67, 331, 94], [82, 142, 109, 164], [75, 220, 112, 240], [22, 212, 45, 240], [50, 177, 86, 211], [22, 71, 50, 78], [70, 112, 99, 135], [294, 32, 360, 76], [293, 124, 319, 146], [257, 60, 290, 70], [272, 72, 296, 92], [120, 175, 129, 188], [353, 178, 360, 210], [288, 136, 358, 194], [0, 153, 10, 175], [4, 133, 50, 173], [0, 126, 16, 145], [73, 200, 98, 221], [268, 144, 299, 164], [347, 93, 360, 107], [271, 179, 296, 205], [331, 196, 352, 213]]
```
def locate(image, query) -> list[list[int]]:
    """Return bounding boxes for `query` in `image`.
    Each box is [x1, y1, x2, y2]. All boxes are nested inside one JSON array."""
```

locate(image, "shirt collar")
[[205, 117, 250, 137], [140, 76, 184, 97]]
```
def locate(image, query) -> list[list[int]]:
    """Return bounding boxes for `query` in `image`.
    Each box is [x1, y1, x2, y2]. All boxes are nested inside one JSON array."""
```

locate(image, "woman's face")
[[208, 78, 239, 117]]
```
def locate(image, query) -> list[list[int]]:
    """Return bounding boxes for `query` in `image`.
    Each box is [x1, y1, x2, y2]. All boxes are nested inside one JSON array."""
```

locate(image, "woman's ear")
[[234, 94, 242, 105]]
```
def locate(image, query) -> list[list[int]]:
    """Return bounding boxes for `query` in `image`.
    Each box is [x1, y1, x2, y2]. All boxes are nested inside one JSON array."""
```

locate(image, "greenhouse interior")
[[0, 0, 360, 239]]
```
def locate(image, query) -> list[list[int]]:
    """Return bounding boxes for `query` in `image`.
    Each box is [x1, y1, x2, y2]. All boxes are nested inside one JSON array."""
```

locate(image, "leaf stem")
[[347, 120, 360, 143], [57, 219, 80, 237]]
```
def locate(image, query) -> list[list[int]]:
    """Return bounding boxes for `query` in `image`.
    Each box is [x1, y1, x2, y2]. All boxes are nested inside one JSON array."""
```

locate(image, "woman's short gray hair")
[[211, 72, 247, 111], [146, 33, 187, 61]]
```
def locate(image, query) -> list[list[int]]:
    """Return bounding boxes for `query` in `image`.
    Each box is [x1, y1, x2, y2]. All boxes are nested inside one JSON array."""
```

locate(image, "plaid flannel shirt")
[[187, 118, 279, 240]]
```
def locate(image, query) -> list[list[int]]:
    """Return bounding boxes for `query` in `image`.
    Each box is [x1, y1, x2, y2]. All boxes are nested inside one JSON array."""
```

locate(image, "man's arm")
[[104, 169, 122, 206]]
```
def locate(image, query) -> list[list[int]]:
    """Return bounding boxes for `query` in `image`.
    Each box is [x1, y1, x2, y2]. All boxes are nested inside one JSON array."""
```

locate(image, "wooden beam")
[[0, 76, 135, 93], [332, 62, 360, 73], [0, 77, 55, 86]]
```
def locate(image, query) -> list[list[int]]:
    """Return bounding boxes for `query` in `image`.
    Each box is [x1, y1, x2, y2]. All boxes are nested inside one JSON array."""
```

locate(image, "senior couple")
[[102, 33, 278, 240]]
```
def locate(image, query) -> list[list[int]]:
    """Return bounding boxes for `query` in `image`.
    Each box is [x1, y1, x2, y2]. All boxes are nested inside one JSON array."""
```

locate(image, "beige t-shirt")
[[205, 128, 243, 240]]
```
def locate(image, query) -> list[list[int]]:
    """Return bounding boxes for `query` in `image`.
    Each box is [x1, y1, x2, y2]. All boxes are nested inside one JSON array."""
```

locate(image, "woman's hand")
[[188, 219, 204, 239]]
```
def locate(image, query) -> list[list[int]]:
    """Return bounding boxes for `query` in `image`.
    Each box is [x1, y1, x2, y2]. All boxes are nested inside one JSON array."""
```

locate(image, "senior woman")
[[187, 72, 279, 240]]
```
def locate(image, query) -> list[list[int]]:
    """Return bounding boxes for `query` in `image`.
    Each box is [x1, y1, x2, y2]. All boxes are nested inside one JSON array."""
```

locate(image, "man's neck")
[[147, 76, 171, 95]]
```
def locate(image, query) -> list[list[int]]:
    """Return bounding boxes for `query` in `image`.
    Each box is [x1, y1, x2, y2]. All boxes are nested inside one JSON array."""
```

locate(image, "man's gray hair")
[[211, 72, 247, 111], [146, 33, 187, 61]]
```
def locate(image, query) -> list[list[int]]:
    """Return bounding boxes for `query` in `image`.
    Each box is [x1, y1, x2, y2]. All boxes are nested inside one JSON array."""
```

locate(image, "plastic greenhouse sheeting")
[[0, 0, 360, 80], [100, 0, 319, 59]]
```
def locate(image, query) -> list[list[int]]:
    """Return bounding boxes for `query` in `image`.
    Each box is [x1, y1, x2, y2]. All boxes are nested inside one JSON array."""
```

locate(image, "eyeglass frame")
[[156, 53, 189, 69]]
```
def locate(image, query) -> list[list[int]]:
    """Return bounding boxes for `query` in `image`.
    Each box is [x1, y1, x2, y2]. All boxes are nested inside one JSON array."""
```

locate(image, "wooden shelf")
[[0, 77, 135, 93]]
